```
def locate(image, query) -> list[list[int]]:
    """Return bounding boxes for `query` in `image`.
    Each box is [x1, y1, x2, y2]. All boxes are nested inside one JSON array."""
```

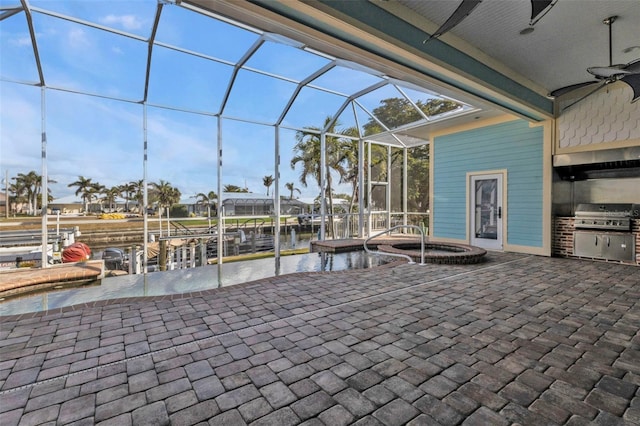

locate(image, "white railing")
[[363, 224, 426, 265]]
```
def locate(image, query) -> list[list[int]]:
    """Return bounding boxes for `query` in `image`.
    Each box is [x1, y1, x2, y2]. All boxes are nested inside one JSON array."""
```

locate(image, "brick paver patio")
[[1, 253, 638, 425]]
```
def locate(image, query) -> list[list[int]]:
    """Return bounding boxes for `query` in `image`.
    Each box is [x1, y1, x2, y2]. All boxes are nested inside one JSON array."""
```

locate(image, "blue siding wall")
[[433, 120, 544, 247]]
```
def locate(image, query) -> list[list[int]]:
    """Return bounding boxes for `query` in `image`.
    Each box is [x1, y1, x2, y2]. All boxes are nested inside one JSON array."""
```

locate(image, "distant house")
[[49, 195, 84, 214], [296, 197, 350, 214], [220, 193, 273, 216], [280, 198, 306, 215]]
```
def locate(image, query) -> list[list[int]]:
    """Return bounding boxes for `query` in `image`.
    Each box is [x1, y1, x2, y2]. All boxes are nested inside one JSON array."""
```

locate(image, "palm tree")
[[12, 171, 55, 215], [339, 139, 360, 214], [119, 182, 136, 212], [88, 183, 105, 213], [223, 184, 248, 193], [68, 176, 94, 214], [10, 174, 29, 215], [195, 190, 217, 228], [291, 117, 358, 237], [151, 180, 181, 236], [129, 180, 145, 213], [103, 186, 121, 212], [8, 179, 24, 215], [285, 182, 301, 200], [263, 175, 274, 196], [13, 172, 36, 215]]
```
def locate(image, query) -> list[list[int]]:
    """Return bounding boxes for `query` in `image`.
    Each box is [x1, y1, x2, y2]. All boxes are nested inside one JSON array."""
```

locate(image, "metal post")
[[40, 87, 48, 268], [403, 147, 408, 228], [350, 102, 364, 238], [274, 126, 281, 271], [133, 246, 140, 274], [320, 132, 326, 241], [217, 116, 223, 265], [387, 145, 391, 231], [143, 104, 149, 273], [367, 141, 372, 237], [4, 169, 8, 219], [358, 137, 365, 238], [199, 239, 206, 267]]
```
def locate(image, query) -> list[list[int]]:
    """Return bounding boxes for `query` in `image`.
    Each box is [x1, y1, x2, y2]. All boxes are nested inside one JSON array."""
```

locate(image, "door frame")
[[467, 170, 507, 250]]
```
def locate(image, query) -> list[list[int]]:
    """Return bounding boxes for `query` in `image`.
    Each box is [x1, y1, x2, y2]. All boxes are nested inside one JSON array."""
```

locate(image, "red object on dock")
[[62, 242, 91, 263]]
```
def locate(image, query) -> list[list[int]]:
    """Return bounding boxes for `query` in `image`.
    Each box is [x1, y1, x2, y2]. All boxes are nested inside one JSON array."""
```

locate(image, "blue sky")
[[0, 0, 462, 202]]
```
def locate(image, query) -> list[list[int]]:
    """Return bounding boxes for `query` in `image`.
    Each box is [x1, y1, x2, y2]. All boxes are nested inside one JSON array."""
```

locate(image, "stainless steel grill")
[[574, 203, 633, 231], [573, 203, 636, 261]]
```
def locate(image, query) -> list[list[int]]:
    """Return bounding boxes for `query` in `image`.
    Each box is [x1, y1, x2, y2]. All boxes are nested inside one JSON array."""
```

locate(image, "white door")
[[470, 173, 503, 250]]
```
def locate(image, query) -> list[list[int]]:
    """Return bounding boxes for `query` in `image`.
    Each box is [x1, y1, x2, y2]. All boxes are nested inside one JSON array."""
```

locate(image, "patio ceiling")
[[0, 0, 492, 148]]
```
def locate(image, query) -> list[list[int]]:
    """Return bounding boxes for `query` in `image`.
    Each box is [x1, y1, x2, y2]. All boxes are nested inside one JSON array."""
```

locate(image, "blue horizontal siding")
[[433, 120, 544, 247]]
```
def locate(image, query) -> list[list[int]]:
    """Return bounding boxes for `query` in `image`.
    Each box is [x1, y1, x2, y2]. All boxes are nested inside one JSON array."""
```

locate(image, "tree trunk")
[[326, 165, 335, 239], [166, 207, 171, 236], [348, 182, 357, 214]]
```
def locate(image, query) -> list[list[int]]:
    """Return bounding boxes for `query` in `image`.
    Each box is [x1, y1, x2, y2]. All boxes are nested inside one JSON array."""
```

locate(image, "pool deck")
[[0, 253, 638, 425]]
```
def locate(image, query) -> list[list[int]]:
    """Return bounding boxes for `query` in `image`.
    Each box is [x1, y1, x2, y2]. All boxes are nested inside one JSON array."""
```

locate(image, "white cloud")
[[67, 27, 91, 49], [10, 35, 32, 47], [100, 14, 143, 31]]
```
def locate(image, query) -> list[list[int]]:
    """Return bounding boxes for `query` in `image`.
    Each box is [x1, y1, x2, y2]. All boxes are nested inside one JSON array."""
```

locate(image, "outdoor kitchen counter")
[[553, 216, 640, 265]]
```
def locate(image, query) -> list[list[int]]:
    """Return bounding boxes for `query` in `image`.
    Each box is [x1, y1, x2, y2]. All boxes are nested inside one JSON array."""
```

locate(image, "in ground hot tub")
[[375, 241, 487, 264]]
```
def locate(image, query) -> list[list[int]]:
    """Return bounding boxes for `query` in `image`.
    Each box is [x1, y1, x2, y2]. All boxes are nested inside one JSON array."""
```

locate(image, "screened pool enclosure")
[[1, 0, 482, 270]]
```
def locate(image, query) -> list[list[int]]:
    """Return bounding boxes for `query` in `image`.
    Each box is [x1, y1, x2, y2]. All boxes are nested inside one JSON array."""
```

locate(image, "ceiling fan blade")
[[550, 81, 597, 97], [622, 58, 640, 74], [530, 0, 557, 25], [560, 81, 609, 112], [588, 65, 631, 78], [620, 74, 640, 102], [424, 0, 482, 42]]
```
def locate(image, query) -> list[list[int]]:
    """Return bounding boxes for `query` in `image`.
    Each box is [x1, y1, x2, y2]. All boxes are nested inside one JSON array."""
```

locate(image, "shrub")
[[170, 205, 189, 218]]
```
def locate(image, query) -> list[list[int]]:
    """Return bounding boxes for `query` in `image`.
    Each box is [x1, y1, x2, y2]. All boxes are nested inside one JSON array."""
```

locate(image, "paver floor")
[[0, 253, 638, 425]]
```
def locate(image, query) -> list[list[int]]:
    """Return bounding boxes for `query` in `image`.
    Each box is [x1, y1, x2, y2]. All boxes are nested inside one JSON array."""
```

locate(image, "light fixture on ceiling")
[[520, 0, 557, 36], [422, 0, 555, 43], [519, 27, 535, 35]]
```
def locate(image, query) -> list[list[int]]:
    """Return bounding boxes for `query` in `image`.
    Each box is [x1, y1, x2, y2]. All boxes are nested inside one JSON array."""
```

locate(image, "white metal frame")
[[2, 0, 474, 270]]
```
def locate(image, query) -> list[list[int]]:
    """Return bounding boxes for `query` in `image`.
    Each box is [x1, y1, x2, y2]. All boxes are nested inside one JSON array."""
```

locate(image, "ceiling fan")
[[550, 16, 640, 111]]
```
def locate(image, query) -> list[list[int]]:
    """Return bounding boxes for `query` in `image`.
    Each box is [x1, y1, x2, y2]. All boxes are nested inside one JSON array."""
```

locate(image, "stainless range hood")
[[554, 147, 640, 181]]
